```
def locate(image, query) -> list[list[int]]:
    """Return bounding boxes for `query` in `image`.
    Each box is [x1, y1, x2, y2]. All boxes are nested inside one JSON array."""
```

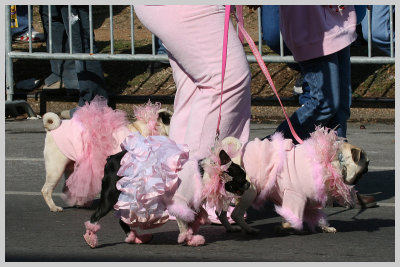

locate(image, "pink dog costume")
[[49, 97, 130, 206], [242, 127, 356, 230], [114, 132, 189, 230]]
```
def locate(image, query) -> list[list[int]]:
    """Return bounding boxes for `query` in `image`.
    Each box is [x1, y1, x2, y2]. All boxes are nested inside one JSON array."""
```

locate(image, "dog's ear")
[[351, 148, 362, 163], [219, 150, 231, 165]]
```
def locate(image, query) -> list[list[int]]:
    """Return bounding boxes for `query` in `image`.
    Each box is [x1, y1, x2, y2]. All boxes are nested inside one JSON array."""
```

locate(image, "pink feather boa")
[[201, 140, 241, 214], [304, 126, 355, 207]]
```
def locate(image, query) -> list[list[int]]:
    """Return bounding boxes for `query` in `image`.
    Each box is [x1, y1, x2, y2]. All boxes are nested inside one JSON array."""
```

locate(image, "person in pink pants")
[[134, 5, 251, 223]]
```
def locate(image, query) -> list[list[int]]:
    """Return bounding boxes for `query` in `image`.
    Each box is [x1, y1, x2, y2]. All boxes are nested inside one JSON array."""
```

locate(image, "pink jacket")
[[51, 120, 129, 162], [280, 5, 357, 62], [241, 128, 354, 230]]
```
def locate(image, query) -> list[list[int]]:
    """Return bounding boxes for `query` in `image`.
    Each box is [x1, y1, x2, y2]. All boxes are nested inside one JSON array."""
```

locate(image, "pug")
[[82, 137, 249, 248], [41, 98, 172, 212], [216, 126, 369, 234]]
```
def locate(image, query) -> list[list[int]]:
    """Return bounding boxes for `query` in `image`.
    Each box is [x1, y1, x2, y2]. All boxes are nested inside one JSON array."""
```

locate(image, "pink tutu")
[[114, 132, 189, 229], [55, 96, 130, 206]]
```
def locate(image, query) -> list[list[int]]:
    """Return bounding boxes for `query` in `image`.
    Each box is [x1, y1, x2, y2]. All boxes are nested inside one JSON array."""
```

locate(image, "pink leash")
[[217, 5, 303, 144], [215, 5, 231, 141]]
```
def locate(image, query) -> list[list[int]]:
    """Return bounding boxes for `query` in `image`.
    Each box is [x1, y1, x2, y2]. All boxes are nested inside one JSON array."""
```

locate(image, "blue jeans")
[[261, 5, 309, 104], [155, 36, 167, 55], [40, 6, 108, 111], [11, 5, 30, 36], [361, 5, 395, 56], [261, 5, 300, 72], [274, 46, 352, 142], [39, 6, 79, 89]]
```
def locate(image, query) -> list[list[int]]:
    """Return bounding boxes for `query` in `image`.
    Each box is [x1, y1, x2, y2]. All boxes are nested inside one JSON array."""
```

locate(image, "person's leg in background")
[[272, 50, 345, 142], [261, 5, 310, 104], [12, 5, 44, 42], [261, 6, 293, 60], [149, 36, 170, 73], [39, 5, 79, 90], [59, 6, 108, 118], [325, 46, 352, 139], [135, 5, 251, 158], [155, 36, 168, 57], [361, 5, 395, 56], [11, 5, 28, 37]]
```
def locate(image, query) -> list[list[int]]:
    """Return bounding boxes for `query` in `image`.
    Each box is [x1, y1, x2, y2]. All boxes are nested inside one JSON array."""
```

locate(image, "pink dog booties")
[[83, 221, 101, 248], [177, 228, 205, 247]]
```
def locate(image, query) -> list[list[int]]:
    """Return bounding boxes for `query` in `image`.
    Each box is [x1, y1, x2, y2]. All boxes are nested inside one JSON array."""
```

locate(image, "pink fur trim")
[[177, 228, 205, 246], [83, 230, 98, 248], [167, 201, 195, 222], [84, 221, 101, 233], [187, 235, 205, 246], [275, 205, 303, 230], [83, 221, 100, 248], [303, 126, 354, 206], [178, 228, 193, 244], [201, 140, 240, 213]]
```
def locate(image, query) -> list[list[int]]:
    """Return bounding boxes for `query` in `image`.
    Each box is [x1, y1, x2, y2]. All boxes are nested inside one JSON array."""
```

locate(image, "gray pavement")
[[4, 119, 396, 262]]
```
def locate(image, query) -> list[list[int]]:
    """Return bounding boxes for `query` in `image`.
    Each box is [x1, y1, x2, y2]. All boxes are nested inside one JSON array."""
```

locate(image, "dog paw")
[[187, 235, 205, 246], [83, 230, 98, 248], [321, 226, 337, 233], [50, 206, 63, 212]]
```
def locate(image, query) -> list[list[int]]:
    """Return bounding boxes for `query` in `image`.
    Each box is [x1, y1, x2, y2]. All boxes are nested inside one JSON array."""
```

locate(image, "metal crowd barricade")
[[5, 5, 395, 116]]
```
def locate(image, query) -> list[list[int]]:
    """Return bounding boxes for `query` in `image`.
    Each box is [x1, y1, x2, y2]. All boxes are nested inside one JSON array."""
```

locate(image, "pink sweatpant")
[[135, 6, 251, 215], [135, 5, 251, 159]]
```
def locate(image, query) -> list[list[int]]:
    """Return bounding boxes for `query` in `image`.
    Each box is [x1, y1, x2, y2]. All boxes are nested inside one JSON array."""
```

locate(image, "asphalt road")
[[3, 119, 396, 262]]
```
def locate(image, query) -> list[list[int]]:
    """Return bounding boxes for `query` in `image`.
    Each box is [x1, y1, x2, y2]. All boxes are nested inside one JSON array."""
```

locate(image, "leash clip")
[[215, 130, 220, 142]]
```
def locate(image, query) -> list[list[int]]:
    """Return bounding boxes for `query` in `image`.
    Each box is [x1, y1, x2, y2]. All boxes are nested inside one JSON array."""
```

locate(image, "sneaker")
[[13, 30, 45, 42], [293, 76, 304, 95], [60, 110, 72, 119], [43, 81, 63, 90], [357, 194, 378, 208]]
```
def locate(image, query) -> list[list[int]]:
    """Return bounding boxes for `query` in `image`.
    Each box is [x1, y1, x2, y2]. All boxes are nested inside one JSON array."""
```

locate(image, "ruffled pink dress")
[[114, 132, 189, 229]]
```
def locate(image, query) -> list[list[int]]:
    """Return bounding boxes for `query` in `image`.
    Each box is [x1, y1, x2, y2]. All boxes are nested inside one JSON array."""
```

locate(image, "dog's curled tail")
[[42, 112, 61, 131]]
